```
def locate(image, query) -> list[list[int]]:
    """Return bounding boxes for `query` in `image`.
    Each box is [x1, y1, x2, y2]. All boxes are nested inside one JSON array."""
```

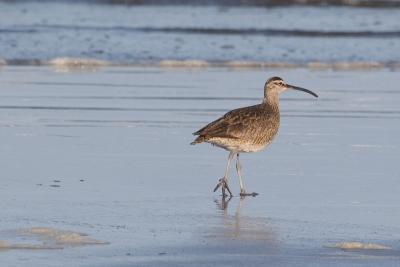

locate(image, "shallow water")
[[0, 66, 399, 266], [0, 2, 400, 65]]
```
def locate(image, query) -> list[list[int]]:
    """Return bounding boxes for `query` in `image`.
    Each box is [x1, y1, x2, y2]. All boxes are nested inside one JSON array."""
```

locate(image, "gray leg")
[[236, 153, 245, 194], [213, 152, 235, 196], [236, 153, 259, 197]]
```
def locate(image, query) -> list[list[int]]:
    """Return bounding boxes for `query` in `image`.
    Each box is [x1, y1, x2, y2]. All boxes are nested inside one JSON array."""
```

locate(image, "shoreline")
[[2, 58, 400, 71]]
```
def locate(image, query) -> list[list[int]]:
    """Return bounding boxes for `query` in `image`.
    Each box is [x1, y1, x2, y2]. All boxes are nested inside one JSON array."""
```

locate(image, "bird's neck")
[[263, 92, 280, 111]]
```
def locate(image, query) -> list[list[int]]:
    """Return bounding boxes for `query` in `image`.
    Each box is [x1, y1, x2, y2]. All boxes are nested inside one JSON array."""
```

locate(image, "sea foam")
[[329, 242, 391, 250], [0, 227, 108, 250]]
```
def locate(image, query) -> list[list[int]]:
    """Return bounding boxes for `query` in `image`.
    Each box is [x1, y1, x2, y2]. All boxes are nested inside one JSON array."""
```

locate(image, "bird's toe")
[[240, 190, 259, 197], [213, 178, 232, 196]]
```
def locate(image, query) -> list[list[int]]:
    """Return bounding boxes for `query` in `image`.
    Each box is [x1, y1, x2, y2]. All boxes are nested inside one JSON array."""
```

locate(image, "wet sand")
[[0, 66, 400, 266]]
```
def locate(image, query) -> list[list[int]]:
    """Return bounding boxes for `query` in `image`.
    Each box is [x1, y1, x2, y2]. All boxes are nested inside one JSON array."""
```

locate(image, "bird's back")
[[192, 103, 280, 152]]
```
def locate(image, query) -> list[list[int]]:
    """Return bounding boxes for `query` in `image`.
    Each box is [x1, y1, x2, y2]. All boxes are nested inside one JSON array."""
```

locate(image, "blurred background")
[[1, 0, 399, 67]]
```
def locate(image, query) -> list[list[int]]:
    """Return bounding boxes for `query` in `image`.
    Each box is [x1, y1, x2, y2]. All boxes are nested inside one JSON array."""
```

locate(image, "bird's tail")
[[190, 136, 205, 145]]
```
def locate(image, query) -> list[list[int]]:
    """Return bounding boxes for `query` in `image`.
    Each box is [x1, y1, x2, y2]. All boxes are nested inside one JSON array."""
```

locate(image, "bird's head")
[[264, 76, 318, 99]]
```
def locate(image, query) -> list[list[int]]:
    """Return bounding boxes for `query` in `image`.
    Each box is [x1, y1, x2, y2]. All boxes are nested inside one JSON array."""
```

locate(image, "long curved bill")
[[287, 84, 318, 98]]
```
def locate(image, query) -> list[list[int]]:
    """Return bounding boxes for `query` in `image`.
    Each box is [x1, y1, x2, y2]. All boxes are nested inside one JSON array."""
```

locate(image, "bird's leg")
[[236, 153, 245, 195], [236, 153, 258, 198], [213, 152, 234, 197]]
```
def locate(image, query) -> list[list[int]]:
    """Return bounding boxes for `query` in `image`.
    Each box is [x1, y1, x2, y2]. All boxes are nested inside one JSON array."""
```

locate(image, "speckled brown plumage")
[[191, 102, 280, 153]]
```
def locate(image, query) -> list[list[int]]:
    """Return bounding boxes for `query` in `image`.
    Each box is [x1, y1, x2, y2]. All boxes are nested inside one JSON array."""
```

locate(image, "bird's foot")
[[213, 178, 233, 197], [239, 189, 258, 198]]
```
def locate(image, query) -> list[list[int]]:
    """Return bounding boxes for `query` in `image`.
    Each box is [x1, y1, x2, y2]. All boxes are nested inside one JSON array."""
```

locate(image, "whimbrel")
[[191, 77, 318, 197]]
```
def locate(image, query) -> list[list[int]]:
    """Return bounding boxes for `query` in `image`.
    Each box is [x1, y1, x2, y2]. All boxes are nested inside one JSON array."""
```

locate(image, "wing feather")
[[193, 104, 275, 140]]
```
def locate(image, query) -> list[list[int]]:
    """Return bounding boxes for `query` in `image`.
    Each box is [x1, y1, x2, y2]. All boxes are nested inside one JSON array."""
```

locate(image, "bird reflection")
[[213, 195, 275, 242], [215, 194, 233, 211]]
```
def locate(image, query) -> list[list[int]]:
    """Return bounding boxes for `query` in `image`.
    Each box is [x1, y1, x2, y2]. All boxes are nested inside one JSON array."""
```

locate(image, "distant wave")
[[329, 242, 390, 250], [1, 57, 400, 70], [49, 57, 110, 68], [2, 25, 400, 38], [136, 27, 400, 38], [0, 28, 36, 33]]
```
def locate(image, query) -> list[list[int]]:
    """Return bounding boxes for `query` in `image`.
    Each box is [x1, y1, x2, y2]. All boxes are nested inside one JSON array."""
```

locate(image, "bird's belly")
[[208, 137, 271, 153], [239, 142, 270, 153]]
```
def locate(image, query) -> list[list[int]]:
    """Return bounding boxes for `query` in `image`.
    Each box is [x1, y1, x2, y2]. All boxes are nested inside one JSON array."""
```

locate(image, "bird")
[[191, 76, 318, 197]]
